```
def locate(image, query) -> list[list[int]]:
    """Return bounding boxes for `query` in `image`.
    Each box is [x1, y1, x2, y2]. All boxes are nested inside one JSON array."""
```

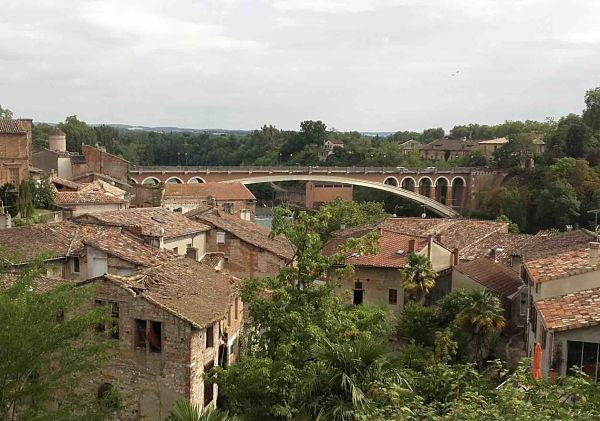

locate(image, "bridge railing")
[[133, 165, 492, 174]]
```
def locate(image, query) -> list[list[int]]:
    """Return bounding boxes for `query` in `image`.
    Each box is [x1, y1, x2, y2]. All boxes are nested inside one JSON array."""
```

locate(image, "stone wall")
[[72, 145, 128, 182], [0, 119, 32, 186], [205, 228, 286, 279]]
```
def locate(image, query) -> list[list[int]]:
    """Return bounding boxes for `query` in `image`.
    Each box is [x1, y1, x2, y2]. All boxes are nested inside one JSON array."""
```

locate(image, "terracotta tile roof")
[[323, 228, 429, 268], [104, 259, 238, 328], [164, 182, 256, 201], [0, 221, 79, 264], [0, 119, 27, 134], [523, 230, 599, 283], [74, 207, 210, 239], [459, 232, 546, 265], [78, 225, 177, 267], [454, 258, 523, 297], [367, 217, 507, 255], [536, 287, 600, 332], [1, 272, 73, 293], [56, 191, 126, 205], [191, 209, 295, 261]]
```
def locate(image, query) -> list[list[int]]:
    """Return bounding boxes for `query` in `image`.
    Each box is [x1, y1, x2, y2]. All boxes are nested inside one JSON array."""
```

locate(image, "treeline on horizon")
[[21, 86, 600, 233]]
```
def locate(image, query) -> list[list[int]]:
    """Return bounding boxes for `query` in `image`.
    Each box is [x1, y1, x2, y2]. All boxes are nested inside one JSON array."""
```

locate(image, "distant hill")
[[102, 124, 251, 136]]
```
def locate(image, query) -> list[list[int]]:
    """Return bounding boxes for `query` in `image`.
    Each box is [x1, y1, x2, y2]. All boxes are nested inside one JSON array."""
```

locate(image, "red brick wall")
[[0, 119, 32, 186], [305, 181, 353, 209], [73, 146, 128, 182]]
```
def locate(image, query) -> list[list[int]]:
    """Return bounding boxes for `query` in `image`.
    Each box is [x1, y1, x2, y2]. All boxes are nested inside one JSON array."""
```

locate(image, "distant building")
[[305, 181, 353, 209], [398, 139, 421, 156], [71, 145, 130, 184], [319, 138, 345, 161], [477, 136, 546, 157], [162, 182, 256, 220], [419, 139, 479, 162], [0, 118, 33, 186]]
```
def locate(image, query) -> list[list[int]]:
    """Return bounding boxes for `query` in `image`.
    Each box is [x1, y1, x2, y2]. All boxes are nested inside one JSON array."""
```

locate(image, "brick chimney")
[[408, 239, 415, 253], [590, 242, 600, 266]]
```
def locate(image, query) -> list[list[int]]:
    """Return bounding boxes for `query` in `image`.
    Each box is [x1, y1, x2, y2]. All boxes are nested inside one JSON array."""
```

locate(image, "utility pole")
[[588, 208, 600, 240]]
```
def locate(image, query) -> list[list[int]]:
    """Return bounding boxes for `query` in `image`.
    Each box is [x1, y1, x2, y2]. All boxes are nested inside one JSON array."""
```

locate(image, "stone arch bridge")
[[130, 166, 508, 217]]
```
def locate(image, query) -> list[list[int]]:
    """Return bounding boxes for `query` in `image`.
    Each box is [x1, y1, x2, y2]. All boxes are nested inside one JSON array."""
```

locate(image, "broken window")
[[148, 321, 162, 353], [135, 319, 147, 349], [205, 325, 214, 348], [203, 361, 215, 405], [96, 300, 120, 339]]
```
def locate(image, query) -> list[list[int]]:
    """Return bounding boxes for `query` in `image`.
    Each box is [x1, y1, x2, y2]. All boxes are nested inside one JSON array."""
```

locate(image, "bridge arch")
[[129, 178, 139, 184], [401, 176, 416, 192], [451, 177, 467, 209], [142, 176, 161, 185], [435, 177, 449, 203], [188, 176, 206, 184], [419, 176, 433, 197], [383, 176, 399, 187], [165, 176, 184, 184], [220, 174, 460, 217]]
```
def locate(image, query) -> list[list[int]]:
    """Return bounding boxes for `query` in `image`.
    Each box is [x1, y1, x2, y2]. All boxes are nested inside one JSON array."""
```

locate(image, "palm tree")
[[455, 289, 506, 369], [300, 337, 409, 420], [401, 253, 437, 304], [166, 400, 238, 421]]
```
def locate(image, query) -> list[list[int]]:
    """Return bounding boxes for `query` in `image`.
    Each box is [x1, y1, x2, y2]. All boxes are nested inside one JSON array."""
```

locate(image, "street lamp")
[[185, 152, 188, 166], [177, 152, 181, 166], [421, 203, 426, 218], [278, 153, 282, 165], [394, 204, 401, 217]]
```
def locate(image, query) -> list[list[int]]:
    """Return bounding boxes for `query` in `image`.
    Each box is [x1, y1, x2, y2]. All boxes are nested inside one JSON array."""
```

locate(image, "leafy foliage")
[[401, 253, 437, 303], [0, 258, 115, 420]]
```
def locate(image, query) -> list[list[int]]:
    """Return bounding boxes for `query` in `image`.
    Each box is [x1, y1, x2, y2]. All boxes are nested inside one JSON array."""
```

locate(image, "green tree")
[[0, 105, 13, 119], [534, 179, 580, 230], [58, 115, 98, 152], [583, 86, 600, 136], [401, 253, 437, 304], [396, 301, 438, 346], [0, 258, 114, 420], [167, 400, 237, 421], [317, 198, 386, 241], [17, 179, 34, 219], [299, 337, 409, 420], [33, 178, 56, 209], [493, 133, 536, 168], [455, 290, 505, 369]]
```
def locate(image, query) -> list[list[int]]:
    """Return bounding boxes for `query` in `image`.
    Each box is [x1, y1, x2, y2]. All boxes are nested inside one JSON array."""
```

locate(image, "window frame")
[[388, 289, 398, 305], [206, 324, 214, 348], [216, 231, 226, 245]]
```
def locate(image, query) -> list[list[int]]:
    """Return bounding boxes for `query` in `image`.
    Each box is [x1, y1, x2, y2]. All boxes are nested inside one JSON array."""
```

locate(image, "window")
[[134, 319, 162, 352], [8, 168, 19, 185], [72, 257, 80, 274], [96, 300, 119, 339], [148, 321, 162, 353], [388, 289, 398, 305], [540, 329, 547, 349], [203, 361, 215, 406], [135, 319, 147, 349], [353, 281, 363, 305], [240, 209, 251, 221], [567, 341, 600, 382], [205, 325, 214, 348], [530, 302, 537, 335], [216, 231, 225, 245], [519, 292, 527, 317], [223, 202, 234, 214]]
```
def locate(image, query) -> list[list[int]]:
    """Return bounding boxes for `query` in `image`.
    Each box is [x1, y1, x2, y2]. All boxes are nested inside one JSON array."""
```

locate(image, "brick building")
[[305, 181, 353, 209], [187, 208, 294, 279], [163, 182, 256, 220], [323, 227, 456, 311], [71, 145, 129, 184], [0, 118, 33, 186], [83, 258, 242, 419], [74, 208, 210, 260]]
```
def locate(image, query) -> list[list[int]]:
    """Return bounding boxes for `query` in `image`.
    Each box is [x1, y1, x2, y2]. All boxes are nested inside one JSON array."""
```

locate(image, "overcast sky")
[[1, 0, 599, 132]]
